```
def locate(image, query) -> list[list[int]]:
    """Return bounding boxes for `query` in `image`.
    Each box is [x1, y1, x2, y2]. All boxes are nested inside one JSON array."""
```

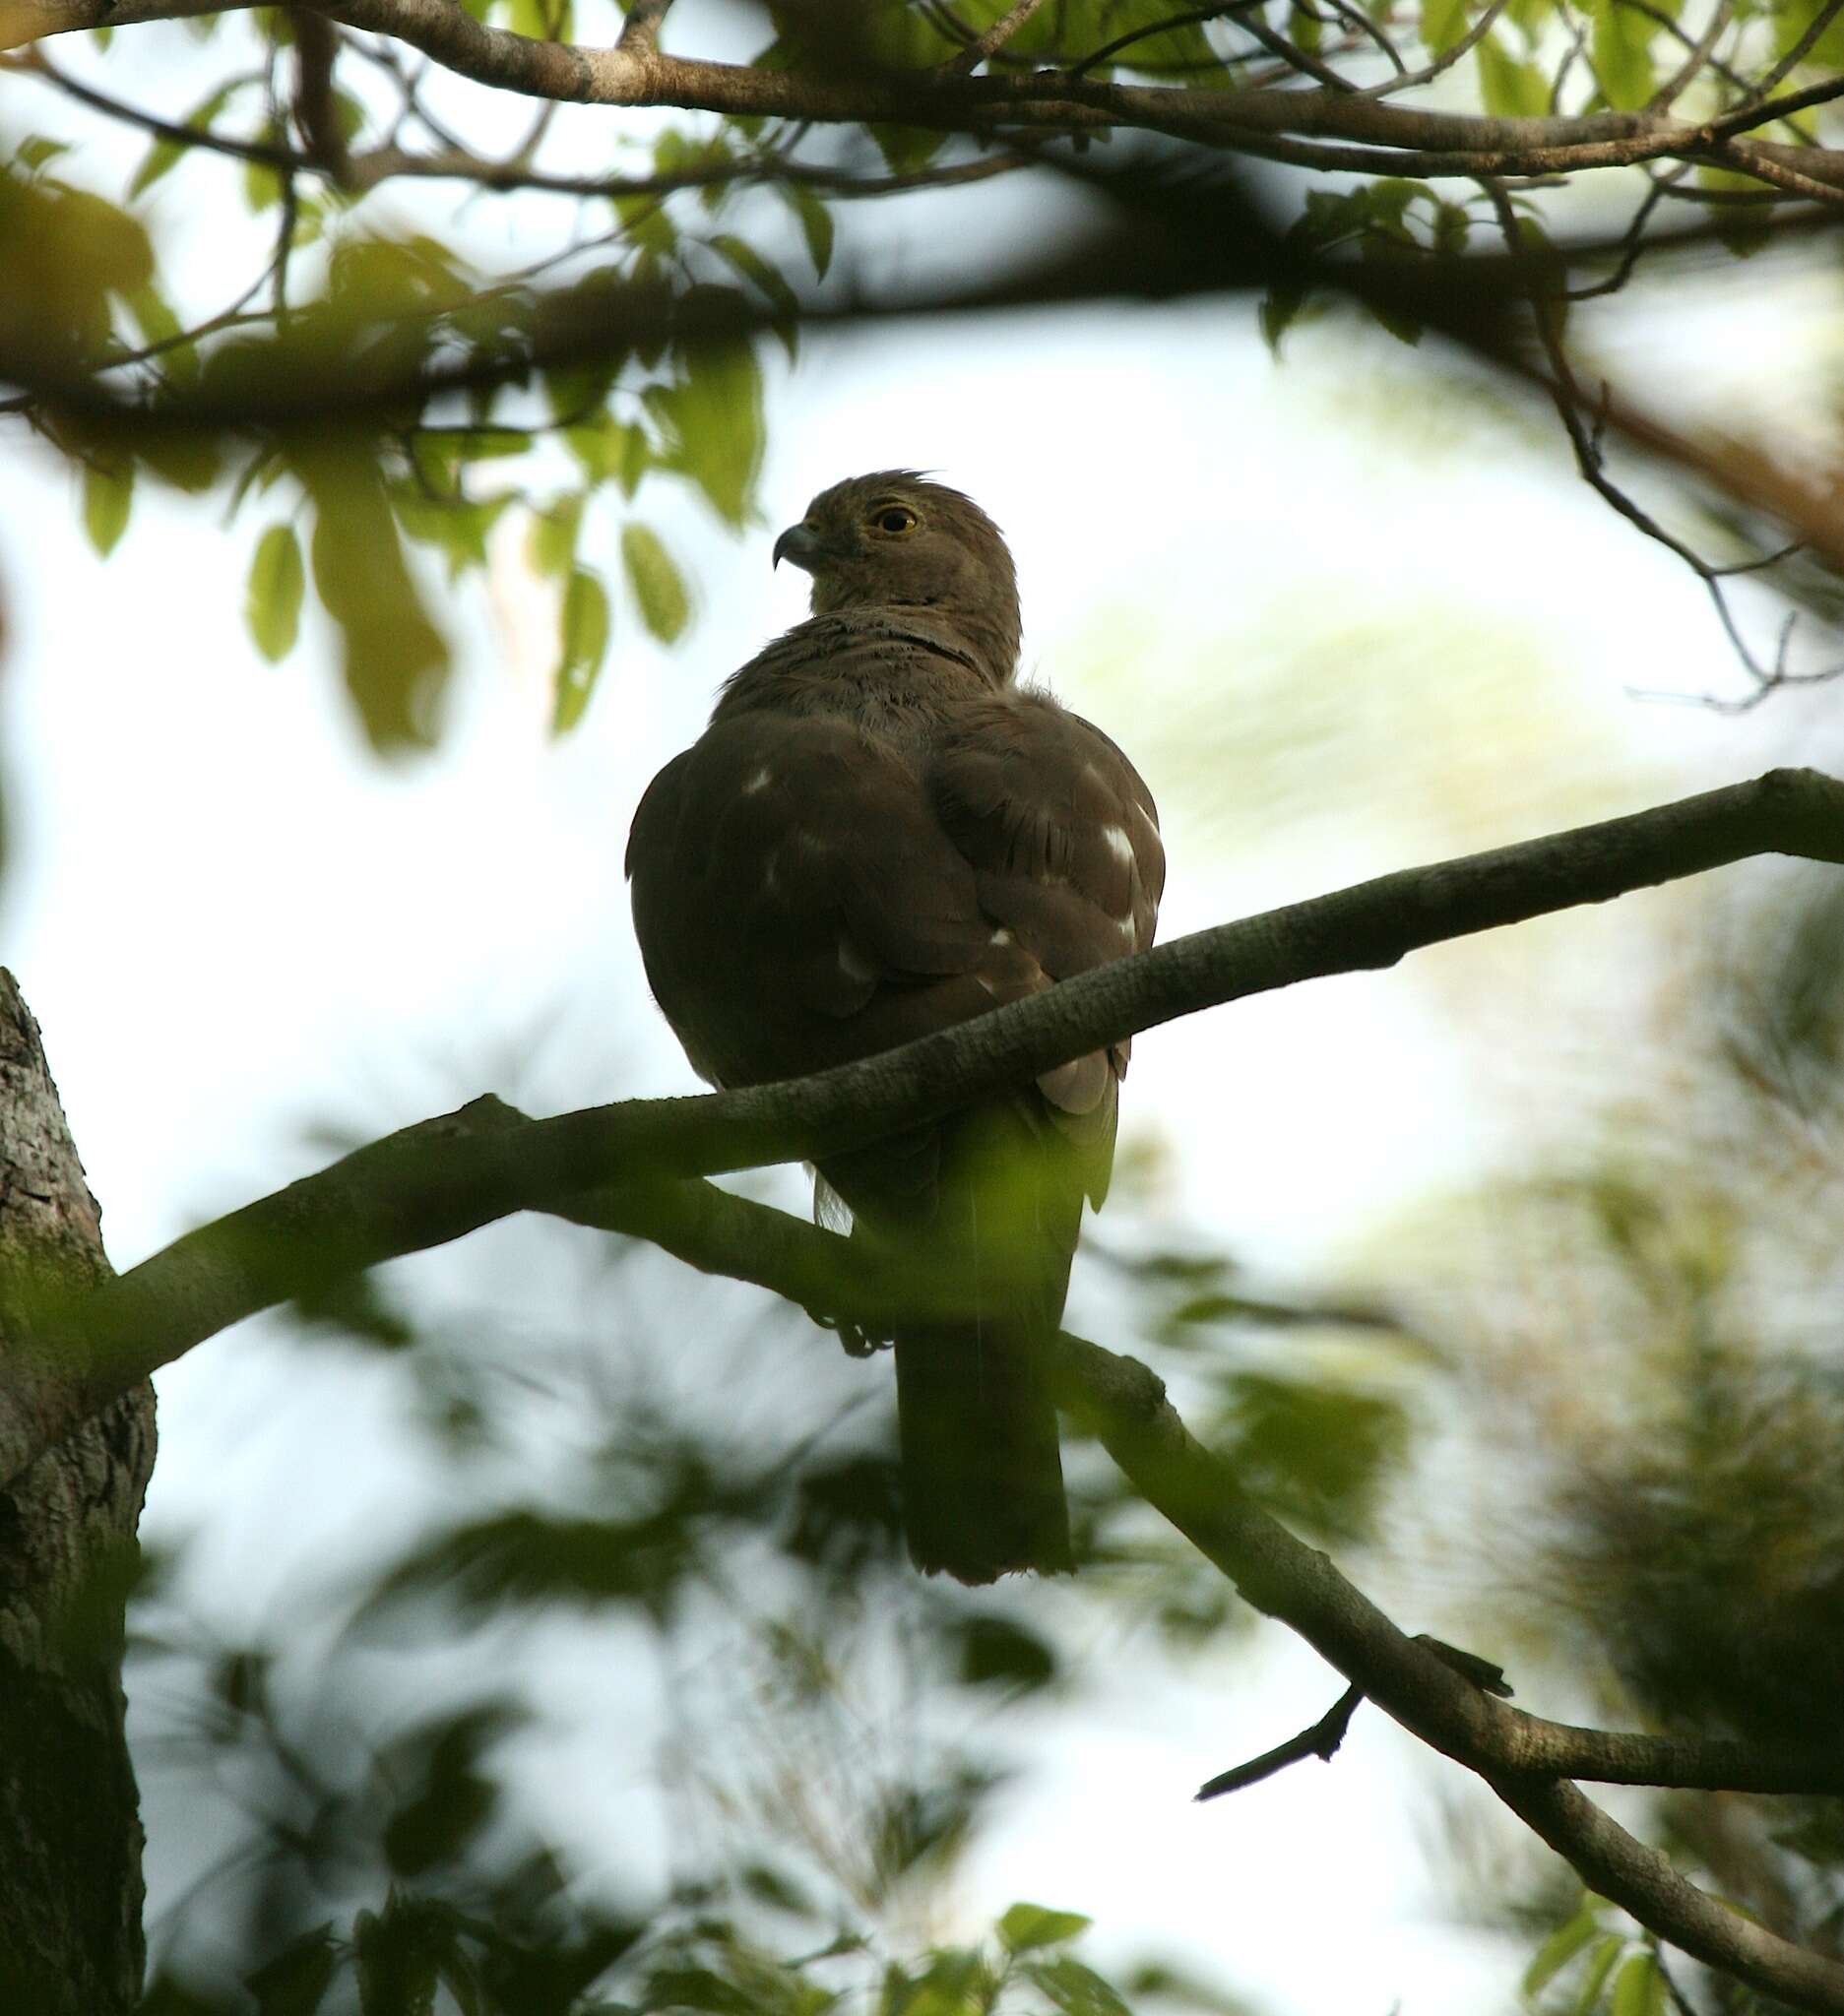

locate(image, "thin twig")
[[1648, 0, 1731, 112], [1358, 0, 1511, 99], [935, 0, 1050, 76], [1196, 1683, 1365, 1800]]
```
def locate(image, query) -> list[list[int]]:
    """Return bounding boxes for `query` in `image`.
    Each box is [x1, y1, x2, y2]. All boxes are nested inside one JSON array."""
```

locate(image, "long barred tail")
[[894, 1311, 1072, 1583], [833, 1099, 1082, 1583]]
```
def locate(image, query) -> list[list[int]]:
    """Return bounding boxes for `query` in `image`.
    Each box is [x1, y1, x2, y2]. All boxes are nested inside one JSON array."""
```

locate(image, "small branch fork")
[[1479, 175, 1842, 710], [1194, 1636, 1511, 1801], [2, 771, 1843, 2003], [2, 0, 1841, 189]]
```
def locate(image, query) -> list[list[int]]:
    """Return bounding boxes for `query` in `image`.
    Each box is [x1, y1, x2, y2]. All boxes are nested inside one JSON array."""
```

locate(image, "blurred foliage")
[[7, 0, 1844, 741], [113, 1178, 1421, 2016], [1395, 854, 1844, 2010]]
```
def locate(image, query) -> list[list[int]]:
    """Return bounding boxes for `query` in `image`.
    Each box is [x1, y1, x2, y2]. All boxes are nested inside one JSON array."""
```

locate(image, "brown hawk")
[[625, 473, 1164, 1583]]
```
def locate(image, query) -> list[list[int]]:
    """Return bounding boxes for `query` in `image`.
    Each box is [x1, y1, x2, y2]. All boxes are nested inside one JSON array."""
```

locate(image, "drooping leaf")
[[779, 181, 834, 282], [82, 461, 133, 557], [1422, 0, 1470, 54], [1609, 1951, 1666, 2016], [129, 78, 244, 198], [527, 495, 584, 579], [646, 328, 764, 528], [1478, 33, 1551, 116], [620, 522, 691, 642], [1591, 0, 1654, 109], [1021, 1955, 1132, 2016], [995, 1904, 1091, 1954], [1575, 1935, 1625, 2013], [244, 1921, 341, 2016], [1523, 1899, 1602, 1997], [245, 522, 305, 661], [18, 135, 72, 172], [554, 567, 611, 731], [296, 445, 450, 748]]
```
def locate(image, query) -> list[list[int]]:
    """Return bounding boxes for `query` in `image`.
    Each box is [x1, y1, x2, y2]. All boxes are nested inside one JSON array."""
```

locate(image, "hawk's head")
[[773, 472, 1021, 680]]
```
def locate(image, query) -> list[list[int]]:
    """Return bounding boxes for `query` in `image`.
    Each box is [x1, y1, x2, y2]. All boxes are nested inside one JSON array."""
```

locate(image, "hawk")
[[625, 473, 1164, 1583]]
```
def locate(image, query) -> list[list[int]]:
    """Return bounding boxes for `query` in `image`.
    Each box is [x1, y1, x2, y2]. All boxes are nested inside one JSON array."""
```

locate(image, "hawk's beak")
[[773, 522, 825, 573]]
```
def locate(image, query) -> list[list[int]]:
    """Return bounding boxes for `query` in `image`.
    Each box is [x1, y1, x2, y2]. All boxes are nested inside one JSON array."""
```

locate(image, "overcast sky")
[[5, 36, 1841, 2006]]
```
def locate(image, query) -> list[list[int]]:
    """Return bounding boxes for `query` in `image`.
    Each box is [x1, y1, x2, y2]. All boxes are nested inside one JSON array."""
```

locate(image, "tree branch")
[[6, 767, 1840, 1490], [1, 0, 1820, 188]]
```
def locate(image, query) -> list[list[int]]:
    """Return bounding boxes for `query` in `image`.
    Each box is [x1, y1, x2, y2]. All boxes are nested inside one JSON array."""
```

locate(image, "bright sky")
[[4, 45, 1839, 2009]]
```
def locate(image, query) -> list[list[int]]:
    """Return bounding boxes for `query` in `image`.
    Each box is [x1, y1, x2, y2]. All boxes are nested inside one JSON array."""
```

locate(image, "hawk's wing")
[[625, 688, 1163, 1203]]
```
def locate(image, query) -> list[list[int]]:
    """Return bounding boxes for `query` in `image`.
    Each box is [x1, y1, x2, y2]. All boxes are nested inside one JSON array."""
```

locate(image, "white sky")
[[5, 33, 1842, 2011]]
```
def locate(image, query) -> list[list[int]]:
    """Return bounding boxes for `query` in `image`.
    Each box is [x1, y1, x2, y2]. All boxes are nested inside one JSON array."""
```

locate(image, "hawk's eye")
[[872, 506, 919, 536]]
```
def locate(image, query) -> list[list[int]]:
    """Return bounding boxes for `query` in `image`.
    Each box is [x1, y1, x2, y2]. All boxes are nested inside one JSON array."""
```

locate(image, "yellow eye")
[[871, 505, 918, 536]]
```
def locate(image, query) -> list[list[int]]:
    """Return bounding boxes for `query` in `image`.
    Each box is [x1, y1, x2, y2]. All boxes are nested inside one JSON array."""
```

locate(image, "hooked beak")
[[772, 522, 826, 573]]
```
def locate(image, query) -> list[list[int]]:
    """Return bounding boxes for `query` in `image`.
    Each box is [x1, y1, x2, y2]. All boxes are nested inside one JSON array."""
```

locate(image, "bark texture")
[[0, 971, 156, 2015]]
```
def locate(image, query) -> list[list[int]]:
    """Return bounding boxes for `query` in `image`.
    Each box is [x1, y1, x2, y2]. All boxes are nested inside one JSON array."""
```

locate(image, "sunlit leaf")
[[18, 136, 71, 172], [779, 181, 834, 282], [1478, 33, 1551, 115], [82, 462, 133, 557], [245, 522, 305, 662], [1609, 1951, 1665, 2016], [1021, 1955, 1131, 2016], [620, 522, 691, 642], [646, 329, 764, 527], [296, 445, 450, 747], [554, 567, 611, 731], [1523, 1900, 1601, 1997], [1422, 0, 1470, 54], [527, 495, 583, 579], [1575, 1935, 1624, 2013], [1591, 0, 1654, 109], [996, 1904, 1091, 1955], [129, 79, 243, 198]]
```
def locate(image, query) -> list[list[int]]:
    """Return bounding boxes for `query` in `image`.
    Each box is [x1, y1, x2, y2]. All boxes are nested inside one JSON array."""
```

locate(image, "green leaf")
[[996, 1904, 1091, 1955], [508, 0, 571, 37], [867, 123, 947, 176], [1477, 33, 1551, 115], [620, 523, 691, 643], [553, 567, 611, 732], [297, 446, 449, 748], [1422, 0, 1470, 54], [243, 156, 283, 213], [1021, 1956, 1131, 2016], [19, 136, 72, 172], [245, 523, 305, 662], [129, 79, 243, 198], [1524, 1902, 1602, 1998], [1591, 0, 1654, 109], [1575, 1936, 1624, 2014], [779, 181, 834, 282], [1259, 282, 1310, 354], [527, 495, 584, 579], [1609, 1952, 1665, 2016], [82, 462, 133, 558], [244, 1920, 340, 2015], [646, 330, 764, 528], [709, 232, 800, 355]]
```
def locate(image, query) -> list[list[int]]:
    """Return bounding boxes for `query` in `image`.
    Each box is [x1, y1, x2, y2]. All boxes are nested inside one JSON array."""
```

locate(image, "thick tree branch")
[[571, 1169, 1844, 2003], [3, 0, 1830, 187], [4, 767, 1840, 1492]]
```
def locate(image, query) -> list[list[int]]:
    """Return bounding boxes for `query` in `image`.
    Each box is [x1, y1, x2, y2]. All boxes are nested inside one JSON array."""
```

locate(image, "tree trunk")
[[0, 971, 157, 2013]]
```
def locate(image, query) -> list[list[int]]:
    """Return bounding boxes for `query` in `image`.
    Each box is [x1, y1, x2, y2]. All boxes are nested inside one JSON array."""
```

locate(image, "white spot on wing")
[[989, 927, 1014, 946], [1103, 824, 1133, 864], [742, 766, 773, 794]]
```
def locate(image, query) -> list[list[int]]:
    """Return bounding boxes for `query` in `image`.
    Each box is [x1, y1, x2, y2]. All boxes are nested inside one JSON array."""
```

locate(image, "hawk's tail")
[[873, 1101, 1080, 1583], [894, 1310, 1072, 1583]]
